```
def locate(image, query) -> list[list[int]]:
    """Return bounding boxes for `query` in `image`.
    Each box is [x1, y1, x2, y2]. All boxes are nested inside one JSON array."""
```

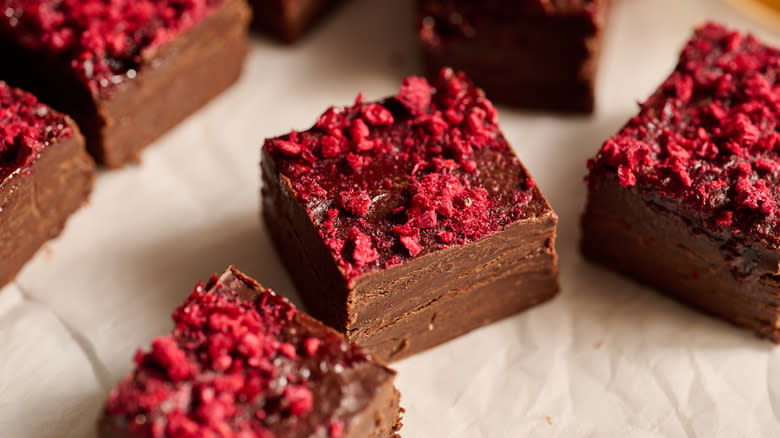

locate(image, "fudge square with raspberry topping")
[[416, 0, 610, 113], [0, 82, 94, 290], [100, 267, 402, 438], [262, 68, 559, 362], [0, 0, 251, 168], [251, 0, 343, 43], [582, 23, 780, 341]]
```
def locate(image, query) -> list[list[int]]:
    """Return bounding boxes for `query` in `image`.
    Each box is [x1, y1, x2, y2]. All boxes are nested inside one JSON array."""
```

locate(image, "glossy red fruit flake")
[[264, 68, 542, 282], [0, 0, 225, 96], [349, 227, 379, 266], [328, 420, 345, 438], [0, 81, 72, 180], [587, 22, 780, 242]]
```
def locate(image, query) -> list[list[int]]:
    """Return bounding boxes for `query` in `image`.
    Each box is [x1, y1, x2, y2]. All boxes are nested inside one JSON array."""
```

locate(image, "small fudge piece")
[[582, 23, 780, 341], [0, 0, 251, 168], [99, 267, 402, 438], [251, 0, 342, 43], [417, 0, 609, 113], [0, 82, 94, 290], [262, 68, 559, 362]]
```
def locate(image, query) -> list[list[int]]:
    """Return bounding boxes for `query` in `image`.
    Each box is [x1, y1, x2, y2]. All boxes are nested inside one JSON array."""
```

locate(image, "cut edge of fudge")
[[416, 0, 610, 112], [99, 266, 402, 438], [251, 0, 343, 43], [261, 68, 559, 361], [582, 22, 780, 341], [0, 0, 252, 168], [0, 81, 95, 289]]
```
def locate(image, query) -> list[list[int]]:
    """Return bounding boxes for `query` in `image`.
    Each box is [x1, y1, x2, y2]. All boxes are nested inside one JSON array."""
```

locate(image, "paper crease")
[[14, 280, 113, 392]]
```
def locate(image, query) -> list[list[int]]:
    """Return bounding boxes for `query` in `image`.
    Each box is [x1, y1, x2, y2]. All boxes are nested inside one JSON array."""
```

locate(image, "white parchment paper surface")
[[1, 0, 779, 436]]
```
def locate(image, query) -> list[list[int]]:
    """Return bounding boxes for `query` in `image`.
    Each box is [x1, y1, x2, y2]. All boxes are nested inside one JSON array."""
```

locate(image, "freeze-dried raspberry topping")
[[0, 0, 225, 96], [0, 81, 72, 181], [264, 68, 548, 282], [103, 269, 380, 438], [587, 23, 780, 244]]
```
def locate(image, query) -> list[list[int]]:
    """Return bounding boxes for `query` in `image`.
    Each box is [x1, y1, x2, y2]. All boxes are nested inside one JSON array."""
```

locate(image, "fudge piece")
[[416, 0, 609, 112], [582, 23, 780, 341], [0, 0, 251, 168], [99, 267, 402, 438], [262, 68, 559, 362], [0, 82, 94, 290], [251, 0, 342, 43]]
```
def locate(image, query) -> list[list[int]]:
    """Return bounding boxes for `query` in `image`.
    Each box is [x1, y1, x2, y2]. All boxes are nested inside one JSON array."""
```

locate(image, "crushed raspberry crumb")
[[303, 338, 320, 356], [587, 22, 780, 243], [339, 189, 372, 217], [264, 68, 547, 282], [328, 420, 345, 438], [0, 0, 226, 96], [0, 82, 73, 181], [349, 227, 379, 265], [398, 76, 433, 116], [362, 103, 395, 126], [283, 386, 313, 417]]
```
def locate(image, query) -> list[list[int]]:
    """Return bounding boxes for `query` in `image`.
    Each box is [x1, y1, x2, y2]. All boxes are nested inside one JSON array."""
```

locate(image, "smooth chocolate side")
[[350, 215, 558, 361], [582, 173, 780, 341], [262, 149, 560, 362], [0, 120, 94, 289], [0, 0, 251, 168], [418, 0, 609, 112], [251, 0, 342, 43], [262, 149, 352, 333]]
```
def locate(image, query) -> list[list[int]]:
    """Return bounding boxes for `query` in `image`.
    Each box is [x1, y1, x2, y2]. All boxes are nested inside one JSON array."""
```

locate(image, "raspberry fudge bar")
[[262, 68, 559, 361], [417, 0, 609, 112], [582, 23, 780, 341], [252, 0, 342, 43], [0, 0, 251, 168], [0, 82, 94, 290], [100, 267, 402, 438]]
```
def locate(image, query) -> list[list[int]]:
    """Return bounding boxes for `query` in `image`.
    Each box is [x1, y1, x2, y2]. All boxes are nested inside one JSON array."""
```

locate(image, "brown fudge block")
[[582, 23, 780, 341], [417, 0, 609, 112], [0, 82, 94, 289], [251, 0, 343, 43], [99, 267, 402, 438], [262, 68, 559, 362], [0, 0, 251, 168]]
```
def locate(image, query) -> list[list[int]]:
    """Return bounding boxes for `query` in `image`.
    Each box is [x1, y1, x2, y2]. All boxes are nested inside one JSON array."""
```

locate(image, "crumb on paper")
[[545, 416, 552, 426], [41, 243, 53, 261]]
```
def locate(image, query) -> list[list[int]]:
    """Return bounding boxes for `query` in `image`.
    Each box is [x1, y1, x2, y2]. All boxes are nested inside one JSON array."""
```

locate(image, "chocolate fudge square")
[[417, 0, 609, 113], [252, 0, 342, 43], [100, 267, 402, 438], [582, 23, 780, 341], [262, 68, 559, 362], [0, 82, 94, 290], [0, 0, 251, 168]]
